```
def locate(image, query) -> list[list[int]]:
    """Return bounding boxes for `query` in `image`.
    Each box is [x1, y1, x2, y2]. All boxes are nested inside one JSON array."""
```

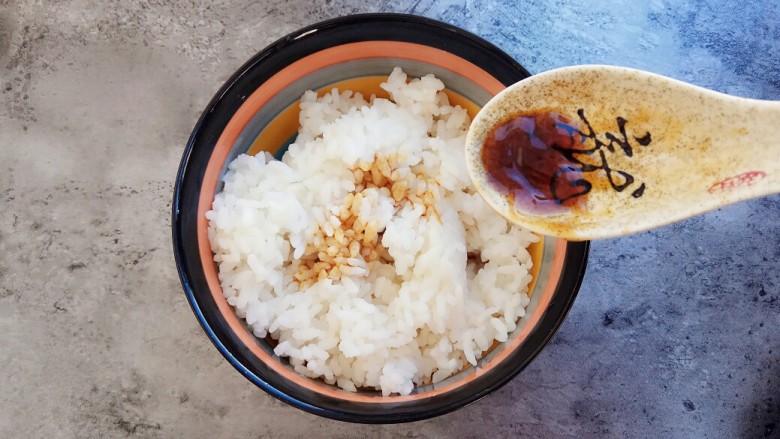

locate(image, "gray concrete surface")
[[1, 1, 778, 438]]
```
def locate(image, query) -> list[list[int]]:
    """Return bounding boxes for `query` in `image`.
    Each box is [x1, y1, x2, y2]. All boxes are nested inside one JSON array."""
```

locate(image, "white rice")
[[206, 68, 538, 396]]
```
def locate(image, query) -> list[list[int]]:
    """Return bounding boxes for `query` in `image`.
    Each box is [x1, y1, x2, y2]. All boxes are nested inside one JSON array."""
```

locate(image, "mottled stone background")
[[0, 1, 777, 438]]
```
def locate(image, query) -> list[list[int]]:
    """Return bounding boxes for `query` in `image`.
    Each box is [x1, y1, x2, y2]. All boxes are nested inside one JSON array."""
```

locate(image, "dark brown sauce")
[[481, 111, 588, 215]]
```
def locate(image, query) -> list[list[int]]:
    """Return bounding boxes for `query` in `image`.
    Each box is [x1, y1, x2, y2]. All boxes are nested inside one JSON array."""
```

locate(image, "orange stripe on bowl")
[[196, 41, 554, 403]]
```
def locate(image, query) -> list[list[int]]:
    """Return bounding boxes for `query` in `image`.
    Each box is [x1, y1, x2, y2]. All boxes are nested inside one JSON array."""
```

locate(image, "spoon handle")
[[698, 98, 780, 205], [565, 72, 780, 238]]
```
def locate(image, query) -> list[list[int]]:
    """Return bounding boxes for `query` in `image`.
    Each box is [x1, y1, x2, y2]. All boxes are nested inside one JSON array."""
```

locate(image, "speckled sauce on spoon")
[[465, 65, 780, 241]]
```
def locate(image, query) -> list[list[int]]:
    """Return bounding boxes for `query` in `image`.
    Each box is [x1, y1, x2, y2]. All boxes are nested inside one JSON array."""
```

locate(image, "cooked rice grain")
[[206, 68, 538, 396]]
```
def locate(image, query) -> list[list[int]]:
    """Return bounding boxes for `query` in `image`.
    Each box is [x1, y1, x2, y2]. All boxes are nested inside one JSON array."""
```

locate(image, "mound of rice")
[[206, 68, 538, 396]]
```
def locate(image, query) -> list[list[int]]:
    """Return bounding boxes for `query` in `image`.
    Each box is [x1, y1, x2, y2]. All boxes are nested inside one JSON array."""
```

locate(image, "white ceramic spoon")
[[465, 65, 780, 241]]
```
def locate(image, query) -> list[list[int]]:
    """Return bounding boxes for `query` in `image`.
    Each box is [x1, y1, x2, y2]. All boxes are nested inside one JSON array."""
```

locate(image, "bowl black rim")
[[172, 12, 589, 423]]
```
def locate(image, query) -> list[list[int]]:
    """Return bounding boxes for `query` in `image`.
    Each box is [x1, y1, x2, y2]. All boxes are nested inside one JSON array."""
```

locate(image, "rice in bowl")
[[206, 68, 538, 396]]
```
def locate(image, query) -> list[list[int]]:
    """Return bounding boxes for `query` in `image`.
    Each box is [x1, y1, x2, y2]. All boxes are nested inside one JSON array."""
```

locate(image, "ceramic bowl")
[[172, 13, 589, 423]]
